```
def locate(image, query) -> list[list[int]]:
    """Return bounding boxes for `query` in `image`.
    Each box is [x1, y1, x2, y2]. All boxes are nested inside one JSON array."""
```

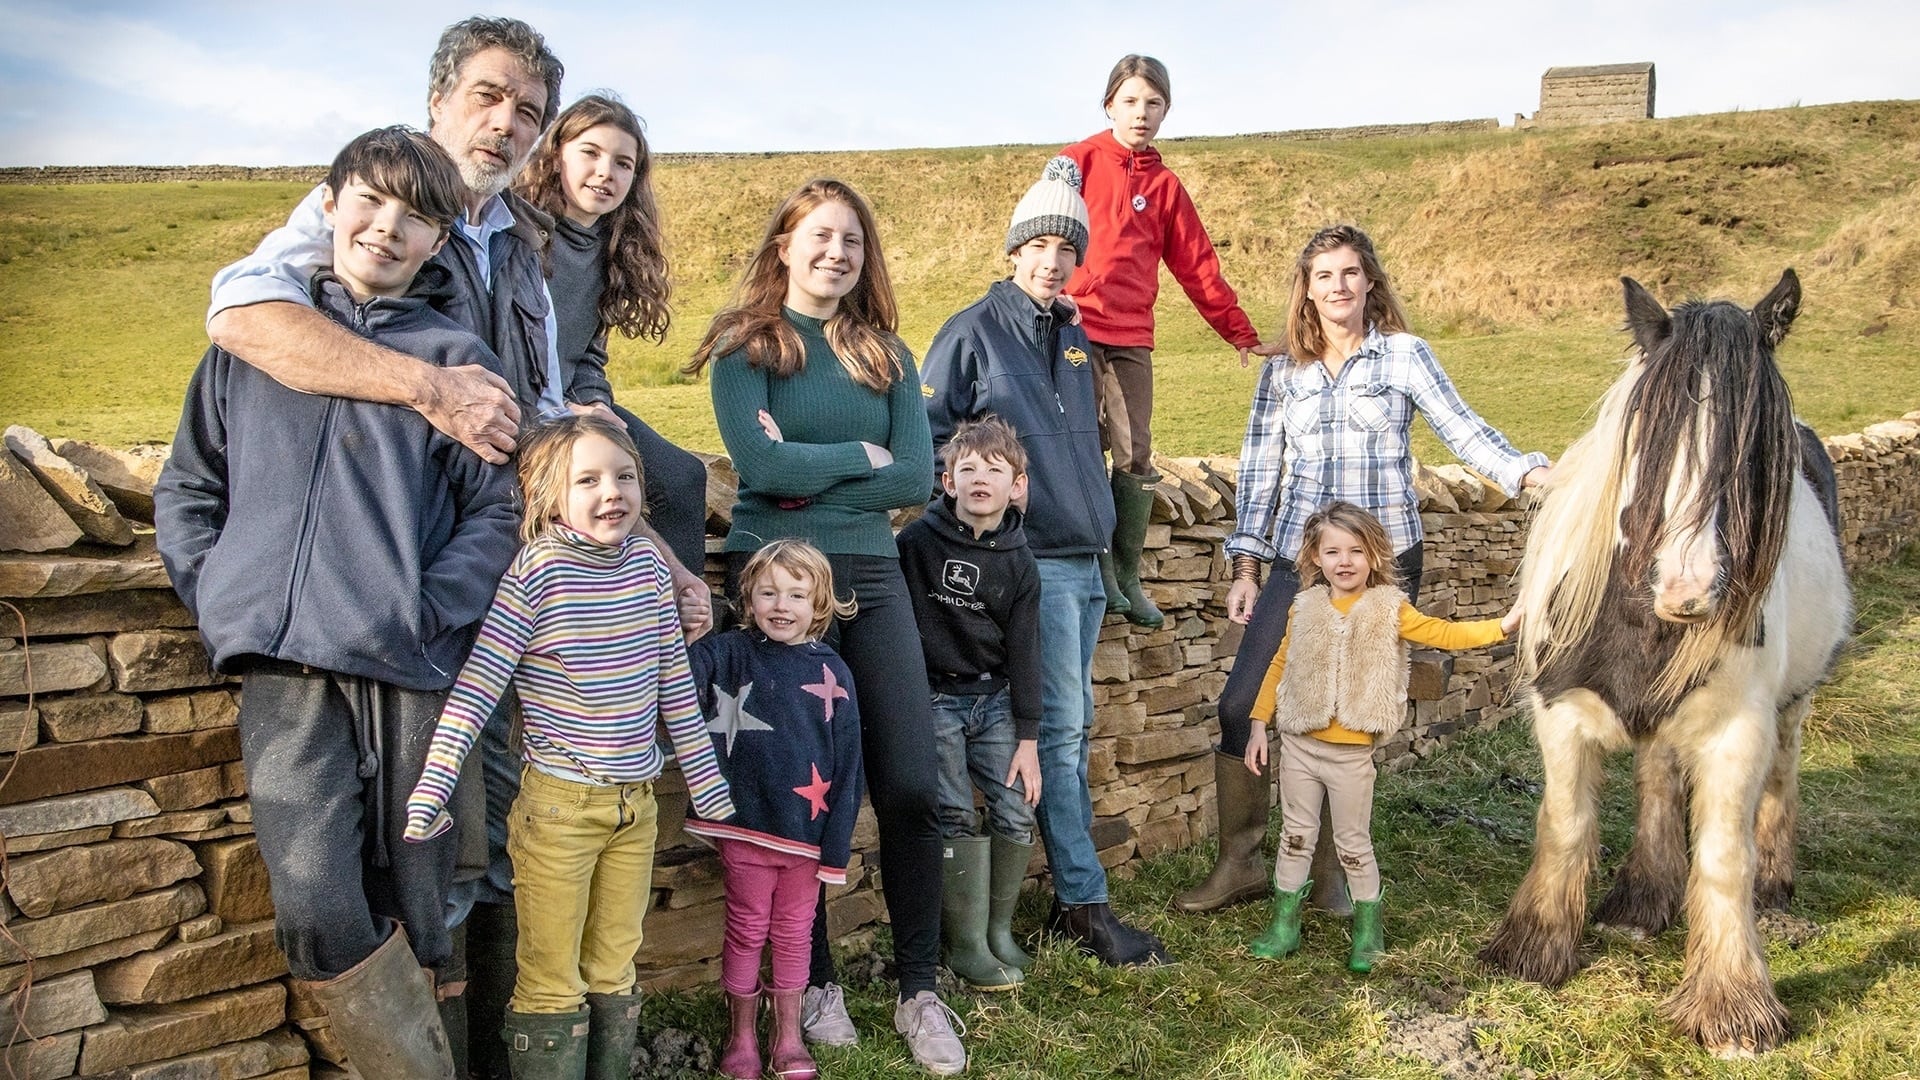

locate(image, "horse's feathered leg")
[[1663, 684, 1789, 1057], [1481, 689, 1621, 987], [1594, 737, 1688, 937], [1753, 693, 1808, 912]]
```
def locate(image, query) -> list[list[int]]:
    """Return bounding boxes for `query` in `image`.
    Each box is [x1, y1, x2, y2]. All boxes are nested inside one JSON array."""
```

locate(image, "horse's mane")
[[1520, 300, 1799, 700]]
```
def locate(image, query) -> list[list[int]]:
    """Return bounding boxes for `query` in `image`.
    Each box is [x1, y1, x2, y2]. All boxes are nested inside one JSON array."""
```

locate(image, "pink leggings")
[[718, 839, 822, 995]]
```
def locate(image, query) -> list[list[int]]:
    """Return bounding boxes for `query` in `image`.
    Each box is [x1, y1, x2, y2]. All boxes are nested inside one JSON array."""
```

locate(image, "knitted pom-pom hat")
[[1005, 156, 1090, 265]]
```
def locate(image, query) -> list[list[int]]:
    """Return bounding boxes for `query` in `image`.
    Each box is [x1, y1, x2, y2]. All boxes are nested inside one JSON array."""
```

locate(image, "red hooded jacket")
[[1057, 129, 1259, 352]]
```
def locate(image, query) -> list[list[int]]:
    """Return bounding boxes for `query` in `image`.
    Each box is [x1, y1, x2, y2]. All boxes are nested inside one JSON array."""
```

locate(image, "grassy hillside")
[[3, 101, 1918, 455]]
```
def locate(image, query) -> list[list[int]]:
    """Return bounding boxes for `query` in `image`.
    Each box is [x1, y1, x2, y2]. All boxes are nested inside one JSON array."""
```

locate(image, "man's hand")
[[674, 565, 714, 640], [420, 365, 520, 464], [1227, 577, 1260, 625], [1006, 739, 1042, 806], [567, 400, 621, 425]]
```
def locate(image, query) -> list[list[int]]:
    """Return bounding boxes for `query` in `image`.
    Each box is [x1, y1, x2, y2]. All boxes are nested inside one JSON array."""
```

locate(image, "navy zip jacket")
[[921, 279, 1116, 556], [896, 497, 1044, 741], [683, 629, 865, 884], [156, 267, 521, 691]]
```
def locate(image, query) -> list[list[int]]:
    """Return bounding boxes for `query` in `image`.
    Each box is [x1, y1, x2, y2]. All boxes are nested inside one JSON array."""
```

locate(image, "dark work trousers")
[[237, 661, 458, 982], [728, 551, 944, 998], [611, 401, 710, 574], [1215, 544, 1425, 757]]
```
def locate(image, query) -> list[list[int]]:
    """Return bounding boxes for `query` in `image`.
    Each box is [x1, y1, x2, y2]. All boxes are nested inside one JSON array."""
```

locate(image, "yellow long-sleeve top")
[[1252, 592, 1505, 745]]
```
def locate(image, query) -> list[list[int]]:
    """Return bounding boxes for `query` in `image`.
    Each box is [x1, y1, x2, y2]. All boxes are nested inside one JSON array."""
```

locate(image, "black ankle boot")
[[1056, 901, 1172, 967]]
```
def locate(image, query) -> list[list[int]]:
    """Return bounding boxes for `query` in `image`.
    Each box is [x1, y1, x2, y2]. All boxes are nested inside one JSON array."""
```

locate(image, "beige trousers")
[[1272, 731, 1381, 902], [1089, 342, 1156, 475]]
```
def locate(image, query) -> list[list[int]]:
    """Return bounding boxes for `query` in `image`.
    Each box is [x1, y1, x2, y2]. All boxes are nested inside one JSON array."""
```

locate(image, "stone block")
[[115, 808, 229, 838], [5, 425, 135, 545], [0, 639, 108, 696], [0, 970, 107, 1040], [1, 588, 194, 639], [144, 689, 241, 734], [77, 981, 286, 1074], [0, 786, 159, 834], [1407, 650, 1454, 701], [0, 535, 171, 598], [652, 846, 724, 910], [200, 837, 275, 924], [0, 882, 204, 963], [37, 691, 144, 742], [823, 888, 884, 943], [0, 728, 240, 805], [1133, 642, 1183, 679], [0, 1029, 81, 1080], [143, 765, 244, 811], [1112, 727, 1210, 765], [1092, 701, 1146, 737], [0, 927, 172, 995], [0, 444, 83, 553], [1133, 814, 1191, 859], [633, 900, 725, 967], [49, 438, 166, 522], [111, 630, 222, 692], [95, 920, 287, 1005], [1138, 679, 1204, 715], [222, 799, 253, 824], [177, 913, 223, 944], [1090, 639, 1131, 683], [5, 838, 199, 918], [0, 703, 35, 751], [5, 824, 114, 853], [122, 1027, 309, 1080]]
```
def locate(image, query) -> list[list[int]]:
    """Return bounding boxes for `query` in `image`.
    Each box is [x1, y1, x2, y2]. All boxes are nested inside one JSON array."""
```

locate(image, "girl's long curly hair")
[[519, 93, 671, 343]]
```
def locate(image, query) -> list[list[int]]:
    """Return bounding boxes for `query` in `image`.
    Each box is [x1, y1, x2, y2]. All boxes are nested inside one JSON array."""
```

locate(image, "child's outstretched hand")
[[1243, 724, 1269, 774], [1501, 600, 1525, 637], [1007, 739, 1042, 807], [403, 798, 453, 843]]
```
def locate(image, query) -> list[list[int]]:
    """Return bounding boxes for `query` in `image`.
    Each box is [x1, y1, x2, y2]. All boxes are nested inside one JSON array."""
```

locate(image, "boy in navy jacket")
[[155, 127, 519, 1076]]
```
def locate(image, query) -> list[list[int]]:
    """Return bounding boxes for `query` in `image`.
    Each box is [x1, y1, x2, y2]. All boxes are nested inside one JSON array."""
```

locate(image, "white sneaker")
[[800, 982, 858, 1046], [892, 990, 967, 1076]]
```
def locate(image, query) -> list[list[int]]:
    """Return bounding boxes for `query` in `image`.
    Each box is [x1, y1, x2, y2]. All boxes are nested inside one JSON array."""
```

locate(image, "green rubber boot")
[[941, 836, 1022, 990], [1110, 469, 1165, 629], [1349, 892, 1386, 973], [582, 991, 641, 1080], [1249, 880, 1312, 960], [1098, 552, 1131, 614], [502, 1008, 590, 1080], [986, 832, 1035, 972]]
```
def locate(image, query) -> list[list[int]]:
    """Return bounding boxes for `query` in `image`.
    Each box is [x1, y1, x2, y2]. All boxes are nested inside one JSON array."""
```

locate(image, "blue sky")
[[1, 0, 1914, 166]]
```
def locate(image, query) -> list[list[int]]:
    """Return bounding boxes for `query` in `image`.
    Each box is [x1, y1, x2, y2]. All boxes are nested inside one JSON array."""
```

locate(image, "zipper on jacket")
[[268, 397, 339, 655]]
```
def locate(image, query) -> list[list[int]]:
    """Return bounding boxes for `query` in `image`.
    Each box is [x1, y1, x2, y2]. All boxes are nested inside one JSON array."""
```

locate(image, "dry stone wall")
[[4, 410, 1917, 1076]]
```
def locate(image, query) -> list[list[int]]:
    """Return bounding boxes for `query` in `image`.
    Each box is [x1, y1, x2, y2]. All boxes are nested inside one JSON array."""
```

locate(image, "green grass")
[[5, 100, 1920, 456], [638, 546, 1920, 1078]]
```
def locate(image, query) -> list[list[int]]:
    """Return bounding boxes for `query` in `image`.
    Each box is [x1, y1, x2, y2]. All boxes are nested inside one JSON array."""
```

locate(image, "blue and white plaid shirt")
[[1229, 328, 1547, 562]]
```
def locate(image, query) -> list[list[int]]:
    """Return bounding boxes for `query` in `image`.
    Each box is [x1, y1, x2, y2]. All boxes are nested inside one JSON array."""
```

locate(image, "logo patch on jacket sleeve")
[[921, 383, 935, 398], [1064, 346, 1088, 366]]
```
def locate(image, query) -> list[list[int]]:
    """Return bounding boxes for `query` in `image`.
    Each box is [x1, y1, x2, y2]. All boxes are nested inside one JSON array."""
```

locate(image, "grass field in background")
[[4, 100, 1919, 456]]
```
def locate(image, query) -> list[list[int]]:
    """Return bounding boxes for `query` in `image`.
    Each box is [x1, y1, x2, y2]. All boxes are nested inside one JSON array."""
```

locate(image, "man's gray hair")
[[427, 16, 564, 129]]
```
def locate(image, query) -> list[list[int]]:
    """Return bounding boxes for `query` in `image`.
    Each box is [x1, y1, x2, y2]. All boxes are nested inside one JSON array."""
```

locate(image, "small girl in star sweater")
[[684, 539, 863, 1080], [401, 414, 734, 1065]]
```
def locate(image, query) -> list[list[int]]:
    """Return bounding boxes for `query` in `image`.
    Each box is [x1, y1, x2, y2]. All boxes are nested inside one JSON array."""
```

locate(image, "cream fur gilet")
[[1273, 585, 1410, 737]]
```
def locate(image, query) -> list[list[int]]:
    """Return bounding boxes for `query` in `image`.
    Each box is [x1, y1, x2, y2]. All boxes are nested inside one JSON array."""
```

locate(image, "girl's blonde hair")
[[518, 93, 672, 343], [514, 414, 644, 545], [1103, 54, 1171, 107], [1295, 501, 1400, 593], [1285, 224, 1411, 363], [685, 178, 905, 393], [738, 539, 857, 641]]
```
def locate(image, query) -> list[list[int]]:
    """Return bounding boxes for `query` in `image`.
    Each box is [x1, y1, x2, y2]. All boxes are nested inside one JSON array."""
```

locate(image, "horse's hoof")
[[1665, 978, 1790, 1056], [1480, 922, 1583, 988]]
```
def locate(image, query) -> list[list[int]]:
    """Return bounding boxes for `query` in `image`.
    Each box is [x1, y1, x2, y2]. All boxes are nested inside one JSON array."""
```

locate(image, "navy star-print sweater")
[[683, 628, 865, 883]]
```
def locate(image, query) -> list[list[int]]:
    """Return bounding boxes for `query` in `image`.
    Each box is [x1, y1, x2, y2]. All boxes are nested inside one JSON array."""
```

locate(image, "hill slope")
[[2, 100, 1916, 455]]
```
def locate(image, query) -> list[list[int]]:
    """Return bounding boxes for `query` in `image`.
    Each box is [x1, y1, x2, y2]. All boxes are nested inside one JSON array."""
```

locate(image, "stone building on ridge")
[[1524, 62, 1656, 127]]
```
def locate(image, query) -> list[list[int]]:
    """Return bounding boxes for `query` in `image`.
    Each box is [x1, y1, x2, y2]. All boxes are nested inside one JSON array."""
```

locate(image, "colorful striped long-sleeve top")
[[404, 523, 733, 840]]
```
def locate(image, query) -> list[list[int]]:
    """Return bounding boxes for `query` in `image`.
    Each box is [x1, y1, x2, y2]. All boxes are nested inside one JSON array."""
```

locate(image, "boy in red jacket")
[[1057, 53, 1276, 627]]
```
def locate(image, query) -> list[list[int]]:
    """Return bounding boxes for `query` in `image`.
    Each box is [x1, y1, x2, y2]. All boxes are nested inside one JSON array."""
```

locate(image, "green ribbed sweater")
[[710, 309, 935, 557]]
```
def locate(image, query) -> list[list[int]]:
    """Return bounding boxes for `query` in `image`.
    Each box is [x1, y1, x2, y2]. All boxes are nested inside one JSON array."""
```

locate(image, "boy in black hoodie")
[[156, 127, 519, 1078], [897, 417, 1042, 992]]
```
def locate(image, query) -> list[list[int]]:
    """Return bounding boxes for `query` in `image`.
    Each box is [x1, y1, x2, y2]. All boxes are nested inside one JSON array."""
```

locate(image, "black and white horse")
[[1480, 270, 1849, 1056]]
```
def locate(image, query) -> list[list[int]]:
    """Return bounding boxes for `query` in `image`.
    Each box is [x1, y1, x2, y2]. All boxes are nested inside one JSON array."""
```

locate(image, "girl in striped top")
[[403, 413, 733, 1069]]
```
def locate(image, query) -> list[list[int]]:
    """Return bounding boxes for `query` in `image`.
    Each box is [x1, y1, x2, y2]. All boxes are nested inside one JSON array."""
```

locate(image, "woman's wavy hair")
[[519, 93, 671, 343], [1285, 224, 1410, 363], [685, 177, 903, 393]]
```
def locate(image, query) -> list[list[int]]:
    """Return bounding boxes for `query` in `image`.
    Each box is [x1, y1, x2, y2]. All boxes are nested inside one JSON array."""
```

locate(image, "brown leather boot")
[[717, 989, 761, 1079], [1175, 750, 1272, 913], [766, 988, 818, 1080]]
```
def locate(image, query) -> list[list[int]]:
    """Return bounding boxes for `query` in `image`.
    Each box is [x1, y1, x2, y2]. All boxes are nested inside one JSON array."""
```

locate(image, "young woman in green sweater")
[[687, 178, 965, 1077]]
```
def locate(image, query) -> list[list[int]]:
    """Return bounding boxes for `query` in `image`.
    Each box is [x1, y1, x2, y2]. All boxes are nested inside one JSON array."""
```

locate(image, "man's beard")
[[447, 134, 521, 200]]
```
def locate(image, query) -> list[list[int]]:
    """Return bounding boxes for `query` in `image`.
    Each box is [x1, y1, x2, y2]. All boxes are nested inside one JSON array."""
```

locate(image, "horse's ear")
[[1753, 269, 1801, 348], [1622, 277, 1670, 357]]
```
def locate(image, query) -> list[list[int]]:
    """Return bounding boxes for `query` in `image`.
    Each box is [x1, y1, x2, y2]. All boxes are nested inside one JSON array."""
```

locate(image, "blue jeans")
[[930, 687, 1036, 844], [1032, 555, 1108, 905]]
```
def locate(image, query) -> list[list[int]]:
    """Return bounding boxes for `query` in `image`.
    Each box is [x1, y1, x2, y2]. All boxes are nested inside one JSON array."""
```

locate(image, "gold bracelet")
[[1232, 554, 1263, 582]]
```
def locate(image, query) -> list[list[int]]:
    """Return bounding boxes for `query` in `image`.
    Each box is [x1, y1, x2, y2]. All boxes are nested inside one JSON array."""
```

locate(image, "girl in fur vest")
[[1242, 501, 1519, 971]]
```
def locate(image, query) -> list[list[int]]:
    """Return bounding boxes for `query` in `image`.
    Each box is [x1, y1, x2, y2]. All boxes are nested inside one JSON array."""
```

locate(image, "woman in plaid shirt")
[[1176, 224, 1549, 915]]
